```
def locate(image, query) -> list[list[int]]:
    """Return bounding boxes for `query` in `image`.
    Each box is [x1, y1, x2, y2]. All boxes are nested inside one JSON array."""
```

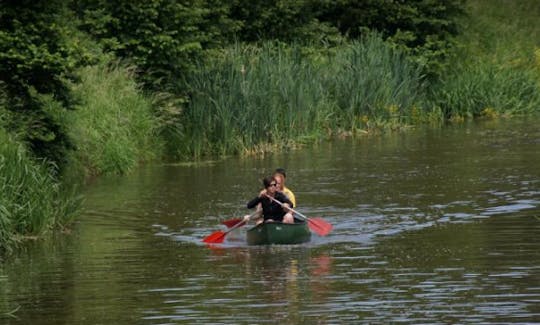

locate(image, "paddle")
[[264, 194, 333, 236], [202, 211, 258, 244], [202, 219, 245, 244], [221, 218, 243, 228], [221, 210, 260, 228]]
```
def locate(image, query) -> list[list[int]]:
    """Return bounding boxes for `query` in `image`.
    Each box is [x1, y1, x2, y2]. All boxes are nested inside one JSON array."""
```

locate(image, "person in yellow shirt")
[[274, 167, 296, 207]]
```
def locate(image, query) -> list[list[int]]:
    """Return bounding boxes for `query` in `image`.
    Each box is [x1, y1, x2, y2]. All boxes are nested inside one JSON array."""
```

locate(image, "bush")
[[67, 62, 162, 176]]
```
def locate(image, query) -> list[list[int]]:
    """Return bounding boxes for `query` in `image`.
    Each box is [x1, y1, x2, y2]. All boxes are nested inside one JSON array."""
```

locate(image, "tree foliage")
[[75, 0, 238, 92], [227, 0, 341, 44], [0, 0, 91, 166], [228, 0, 465, 74]]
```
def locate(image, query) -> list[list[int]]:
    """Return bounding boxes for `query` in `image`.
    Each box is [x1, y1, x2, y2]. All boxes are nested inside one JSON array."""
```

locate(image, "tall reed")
[[325, 34, 426, 130], [0, 127, 80, 253], [68, 61, 162, 176], [430, 60, 540, 119], [174, 35, 426, 159], [433, 0, 540, 119], [176, 43, 334, 158]]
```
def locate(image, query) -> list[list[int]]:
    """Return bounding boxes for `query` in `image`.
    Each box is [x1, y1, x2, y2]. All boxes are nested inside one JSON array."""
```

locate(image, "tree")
[[75, 0, 237, 92], [0, 0, 88, 165], [316, 0, 465, 74]]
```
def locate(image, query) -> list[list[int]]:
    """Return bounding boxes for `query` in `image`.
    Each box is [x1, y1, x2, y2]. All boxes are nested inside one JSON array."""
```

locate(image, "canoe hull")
[[246, 221, 311, 245]]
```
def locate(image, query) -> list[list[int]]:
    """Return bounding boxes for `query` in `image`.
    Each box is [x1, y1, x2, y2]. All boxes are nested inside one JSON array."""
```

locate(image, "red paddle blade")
[[308, 217, 333, 236], [202, 231, 226, 243], [221, 218, 244, 228]]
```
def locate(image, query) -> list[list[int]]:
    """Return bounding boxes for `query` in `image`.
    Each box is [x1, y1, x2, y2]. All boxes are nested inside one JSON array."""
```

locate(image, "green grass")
[[0, 127, 80, 253], [425, 0, 540, 120], [429, 60, 540, 119], [67, 61, 162, 176], [1, 59, 162, 253], [463, 0, 540, 66], [175, 43, 334, 158], [326, 33, 426, 130]]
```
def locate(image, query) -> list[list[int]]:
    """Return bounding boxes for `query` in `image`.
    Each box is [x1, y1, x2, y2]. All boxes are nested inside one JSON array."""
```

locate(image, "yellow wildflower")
[[481, 107, 498, 119]]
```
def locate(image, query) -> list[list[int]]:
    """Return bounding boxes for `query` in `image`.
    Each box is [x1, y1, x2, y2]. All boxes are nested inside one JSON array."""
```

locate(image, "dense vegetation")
[[1, 0, 539, 252]]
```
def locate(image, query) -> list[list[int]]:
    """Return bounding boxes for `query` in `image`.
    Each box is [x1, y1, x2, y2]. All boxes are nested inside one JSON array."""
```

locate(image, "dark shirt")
[[247, 192, 293, 222]]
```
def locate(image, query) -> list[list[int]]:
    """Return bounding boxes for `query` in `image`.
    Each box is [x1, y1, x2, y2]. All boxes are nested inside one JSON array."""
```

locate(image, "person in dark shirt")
[[245, 175, 294, 224]]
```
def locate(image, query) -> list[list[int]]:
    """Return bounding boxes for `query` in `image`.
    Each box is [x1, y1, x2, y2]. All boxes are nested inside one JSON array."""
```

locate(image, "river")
[[1, 117, 539, 324]]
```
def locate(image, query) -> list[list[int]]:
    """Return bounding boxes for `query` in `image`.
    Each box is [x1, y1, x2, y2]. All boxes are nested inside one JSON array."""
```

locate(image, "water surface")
[[1, 117, 539, 324]]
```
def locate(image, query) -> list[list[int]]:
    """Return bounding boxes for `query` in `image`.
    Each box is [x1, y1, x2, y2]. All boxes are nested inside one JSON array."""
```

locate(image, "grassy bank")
[[0, 61, 162, 253], [67, 62, 163, 177], [425, 0, 540, 120], [0, 126, 80, 253], [169, 28, 540, 160], [428, 61, 540, 120]]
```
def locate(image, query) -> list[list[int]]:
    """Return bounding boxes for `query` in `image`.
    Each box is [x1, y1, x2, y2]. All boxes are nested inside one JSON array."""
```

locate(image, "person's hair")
[[275, 167, 286, 178], [262, 176, 276, 188]]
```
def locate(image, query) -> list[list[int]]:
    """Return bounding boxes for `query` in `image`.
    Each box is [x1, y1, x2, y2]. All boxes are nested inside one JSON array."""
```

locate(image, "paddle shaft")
[[203, 210, 261, 243], [264, 194, 308, 221], [203, 214, 246, 243], [223, 209, 261, 227], [223, 216, 247, 234], [264, 194, 333, 236]]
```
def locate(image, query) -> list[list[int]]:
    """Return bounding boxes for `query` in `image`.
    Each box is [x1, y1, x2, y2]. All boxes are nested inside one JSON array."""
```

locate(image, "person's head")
[[275, 168, 286, 179], [262, 175, 278, 194], [274, 168, 287, 190]]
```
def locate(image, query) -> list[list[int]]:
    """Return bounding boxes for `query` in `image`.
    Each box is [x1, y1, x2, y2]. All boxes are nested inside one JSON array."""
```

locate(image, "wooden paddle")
[[202, 211, 258, 244], [264, 194, 333, 236]]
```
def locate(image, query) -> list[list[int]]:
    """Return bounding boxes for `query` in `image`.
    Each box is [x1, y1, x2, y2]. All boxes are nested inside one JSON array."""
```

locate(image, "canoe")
[[246, 220, 311, 245]]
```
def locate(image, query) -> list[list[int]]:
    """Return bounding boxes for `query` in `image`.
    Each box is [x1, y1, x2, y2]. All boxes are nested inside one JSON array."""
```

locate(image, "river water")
[[1, 117, 539, 324]]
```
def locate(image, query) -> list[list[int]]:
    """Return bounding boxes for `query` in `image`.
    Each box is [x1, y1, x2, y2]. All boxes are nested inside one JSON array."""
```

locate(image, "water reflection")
[[139, 246, 334, 324]]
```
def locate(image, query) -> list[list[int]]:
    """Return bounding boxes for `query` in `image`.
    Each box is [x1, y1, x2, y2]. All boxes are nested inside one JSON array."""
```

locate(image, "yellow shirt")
[[283, 187, 296, 207]]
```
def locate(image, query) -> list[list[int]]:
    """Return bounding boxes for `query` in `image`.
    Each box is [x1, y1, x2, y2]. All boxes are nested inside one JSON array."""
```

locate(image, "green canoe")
[[246, 220, 311, 245]]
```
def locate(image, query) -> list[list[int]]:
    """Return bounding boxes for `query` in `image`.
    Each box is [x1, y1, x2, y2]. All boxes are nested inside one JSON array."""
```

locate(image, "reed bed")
[[430, 61, 540, 119], [326, 34, 426, 130], [174, 35, 426, 159], [173, 29, 540, 161], [178, 44, 333, 158]]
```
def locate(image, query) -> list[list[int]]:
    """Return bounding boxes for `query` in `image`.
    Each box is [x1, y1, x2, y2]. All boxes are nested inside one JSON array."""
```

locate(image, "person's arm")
[[247, 196, 262, 209], [243, 203, 263, 222], [276, 192, 293, 211], [284, 188, 296, 207]]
